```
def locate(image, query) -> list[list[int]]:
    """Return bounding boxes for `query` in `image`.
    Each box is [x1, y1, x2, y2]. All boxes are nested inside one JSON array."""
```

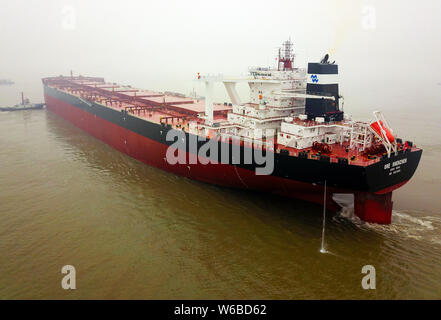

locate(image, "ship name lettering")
[[392, 158, 407, 167], [384, 158, 407, 170]]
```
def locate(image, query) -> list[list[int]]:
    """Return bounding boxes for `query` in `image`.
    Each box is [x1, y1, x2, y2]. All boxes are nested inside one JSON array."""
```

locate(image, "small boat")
[[0, 92, 45, 112]]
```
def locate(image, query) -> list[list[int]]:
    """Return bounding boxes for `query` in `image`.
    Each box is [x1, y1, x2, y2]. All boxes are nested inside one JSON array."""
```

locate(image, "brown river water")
[[0, 81, 440, 299]]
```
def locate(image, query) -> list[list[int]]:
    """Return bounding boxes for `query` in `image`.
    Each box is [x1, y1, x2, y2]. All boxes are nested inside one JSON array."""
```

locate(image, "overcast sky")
[[1, 0, 440, 115]]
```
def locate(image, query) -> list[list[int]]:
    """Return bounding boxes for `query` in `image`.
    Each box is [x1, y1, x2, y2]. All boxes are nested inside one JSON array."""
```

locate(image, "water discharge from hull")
[[320, 181, 327, 254]]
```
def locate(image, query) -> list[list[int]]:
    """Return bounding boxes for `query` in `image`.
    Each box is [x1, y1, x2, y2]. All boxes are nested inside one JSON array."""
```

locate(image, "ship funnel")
[[305, 58, 342, 122]]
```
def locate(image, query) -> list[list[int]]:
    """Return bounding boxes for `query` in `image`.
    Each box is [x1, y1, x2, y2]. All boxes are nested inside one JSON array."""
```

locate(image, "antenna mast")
[[278, 38, 294, 71]]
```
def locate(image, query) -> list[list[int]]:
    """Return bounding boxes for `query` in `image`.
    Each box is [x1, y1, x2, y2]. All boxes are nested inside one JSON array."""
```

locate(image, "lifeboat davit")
[[370, 120, 394, 143]]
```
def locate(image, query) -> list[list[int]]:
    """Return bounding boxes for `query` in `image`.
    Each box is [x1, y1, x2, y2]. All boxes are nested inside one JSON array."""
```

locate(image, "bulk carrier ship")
[[42, 40, 422, 224]]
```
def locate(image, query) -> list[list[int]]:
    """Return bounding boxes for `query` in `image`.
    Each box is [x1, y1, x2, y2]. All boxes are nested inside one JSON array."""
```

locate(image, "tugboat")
[[0, 92, 45, 111]]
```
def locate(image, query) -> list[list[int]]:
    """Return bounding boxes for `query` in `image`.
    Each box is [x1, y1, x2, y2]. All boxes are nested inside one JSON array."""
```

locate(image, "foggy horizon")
[[1, 0, 441, 116]]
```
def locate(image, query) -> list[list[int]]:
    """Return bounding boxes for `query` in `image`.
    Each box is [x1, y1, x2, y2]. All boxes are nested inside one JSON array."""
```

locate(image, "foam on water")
[[393, 211, 435, 230], [334, 204, 441, 245]]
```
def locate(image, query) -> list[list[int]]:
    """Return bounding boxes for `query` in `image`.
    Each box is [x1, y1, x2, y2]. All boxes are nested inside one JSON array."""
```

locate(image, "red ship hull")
[[44, 93, 405, 224], [45, 93, 339, 204]]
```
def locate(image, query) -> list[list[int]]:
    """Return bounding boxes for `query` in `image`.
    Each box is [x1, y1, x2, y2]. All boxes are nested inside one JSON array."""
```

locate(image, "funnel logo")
[[311, 75, 319, 83]]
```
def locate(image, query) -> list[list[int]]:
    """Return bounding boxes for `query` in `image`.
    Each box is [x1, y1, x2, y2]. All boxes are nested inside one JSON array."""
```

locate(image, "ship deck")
[[43, 76, 231, 122], [42, 76, 420, 168]]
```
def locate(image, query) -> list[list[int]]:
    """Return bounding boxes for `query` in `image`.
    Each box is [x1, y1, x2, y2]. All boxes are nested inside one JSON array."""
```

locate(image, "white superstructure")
[[198, 39, 398, 157]]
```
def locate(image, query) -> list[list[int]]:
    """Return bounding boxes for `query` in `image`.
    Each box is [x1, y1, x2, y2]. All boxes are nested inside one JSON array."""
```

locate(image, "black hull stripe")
[[44, 85, 422, 193]]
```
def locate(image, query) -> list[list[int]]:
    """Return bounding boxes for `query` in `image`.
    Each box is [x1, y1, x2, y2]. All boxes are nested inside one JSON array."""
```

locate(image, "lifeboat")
[[370, 120, 394, 143]]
